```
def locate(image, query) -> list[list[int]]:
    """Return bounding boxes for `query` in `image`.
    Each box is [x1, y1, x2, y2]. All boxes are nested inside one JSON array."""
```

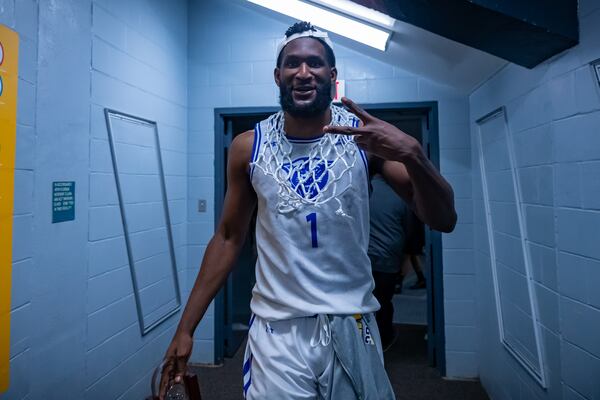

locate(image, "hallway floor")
[[191, 324, 489, 400]]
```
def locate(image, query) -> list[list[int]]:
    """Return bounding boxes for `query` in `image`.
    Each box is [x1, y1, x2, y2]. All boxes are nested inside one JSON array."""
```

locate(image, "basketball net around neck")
[[251, 105, 359, 217]]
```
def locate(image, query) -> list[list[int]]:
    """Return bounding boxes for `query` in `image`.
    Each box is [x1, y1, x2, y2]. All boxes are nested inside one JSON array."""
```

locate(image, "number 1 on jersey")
[[306, 212, 318, 248]]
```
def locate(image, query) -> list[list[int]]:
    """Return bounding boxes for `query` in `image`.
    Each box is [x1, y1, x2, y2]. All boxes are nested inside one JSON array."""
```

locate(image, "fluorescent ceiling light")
[[308, 0, 396, 29], [247, 0, 391, 51]]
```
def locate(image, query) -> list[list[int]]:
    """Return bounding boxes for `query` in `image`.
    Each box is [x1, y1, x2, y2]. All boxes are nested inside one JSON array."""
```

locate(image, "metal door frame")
[[363, 101, 445, 374]]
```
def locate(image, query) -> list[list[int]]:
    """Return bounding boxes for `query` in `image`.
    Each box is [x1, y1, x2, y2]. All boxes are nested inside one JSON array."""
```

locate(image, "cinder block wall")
[[470, 1, 600, 399], [187, 0, 477, 376], [86, 0, 188, 399], [3, 0, 93, 398], [1, 0, 189, 399], [1, 0, 39, 398]]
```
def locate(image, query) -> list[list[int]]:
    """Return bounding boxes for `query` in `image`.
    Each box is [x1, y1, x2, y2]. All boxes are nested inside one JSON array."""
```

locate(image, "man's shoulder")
[[234, 129, 255, 148], [229, 111, 276, 168], [229, 130, 255, 168]]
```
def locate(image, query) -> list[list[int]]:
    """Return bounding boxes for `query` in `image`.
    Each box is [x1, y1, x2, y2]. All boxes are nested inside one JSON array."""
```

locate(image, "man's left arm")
[[324, 97, 457, 233], [380, 157, 456, 233]]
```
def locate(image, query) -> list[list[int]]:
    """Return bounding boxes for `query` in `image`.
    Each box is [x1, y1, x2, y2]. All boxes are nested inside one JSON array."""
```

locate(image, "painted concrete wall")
[[2, 1, 93, 398], [187, 0, 477, 376], [470, 1, 600, 399], [1, 0, 40, 398], [3, 0, 599, 397], [86, 0, 188, 399], [1, 0, 188, 398]]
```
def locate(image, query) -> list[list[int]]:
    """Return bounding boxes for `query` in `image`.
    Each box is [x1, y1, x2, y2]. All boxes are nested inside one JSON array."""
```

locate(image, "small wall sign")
[[333, 79, 345, 103], [52, 181, 75, 223]]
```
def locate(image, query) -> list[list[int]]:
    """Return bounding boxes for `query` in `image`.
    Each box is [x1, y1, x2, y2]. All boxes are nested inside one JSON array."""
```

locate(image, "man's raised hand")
[[323, 97, 421, 163]]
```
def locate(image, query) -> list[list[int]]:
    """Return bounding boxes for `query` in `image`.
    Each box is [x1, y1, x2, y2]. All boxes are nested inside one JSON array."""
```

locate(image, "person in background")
[[368, 173, 409, 351], [395, 210, 427, 294]]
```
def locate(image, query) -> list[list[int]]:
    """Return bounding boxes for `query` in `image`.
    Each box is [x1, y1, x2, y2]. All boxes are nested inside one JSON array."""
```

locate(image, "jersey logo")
[[282, 157, 333, 199]]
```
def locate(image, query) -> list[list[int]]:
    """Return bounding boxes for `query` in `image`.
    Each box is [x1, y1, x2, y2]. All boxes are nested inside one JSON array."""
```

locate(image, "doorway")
[[212, 102, 444, 374], [365, 103, 445, 374]]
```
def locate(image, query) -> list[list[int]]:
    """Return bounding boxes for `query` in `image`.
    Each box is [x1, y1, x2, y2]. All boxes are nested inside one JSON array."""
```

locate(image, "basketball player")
[[159, 22, 456, 399]]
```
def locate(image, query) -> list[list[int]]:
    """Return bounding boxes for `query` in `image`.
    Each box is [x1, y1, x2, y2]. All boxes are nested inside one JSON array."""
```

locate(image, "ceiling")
[[340, 16, 508, 94], [238, 0, 508, 94]]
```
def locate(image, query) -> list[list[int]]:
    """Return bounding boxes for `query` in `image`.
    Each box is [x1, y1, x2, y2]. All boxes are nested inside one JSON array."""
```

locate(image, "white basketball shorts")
[[242, 313, 395, 400]]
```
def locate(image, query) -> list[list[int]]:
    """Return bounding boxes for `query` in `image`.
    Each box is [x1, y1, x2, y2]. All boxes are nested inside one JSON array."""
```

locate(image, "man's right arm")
[[159, 130, 256, 398], [176, 130, 257, 336]]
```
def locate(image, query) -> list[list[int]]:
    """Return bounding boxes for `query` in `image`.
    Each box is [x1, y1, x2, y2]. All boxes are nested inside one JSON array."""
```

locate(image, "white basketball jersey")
[[249, 106, 380, 320]]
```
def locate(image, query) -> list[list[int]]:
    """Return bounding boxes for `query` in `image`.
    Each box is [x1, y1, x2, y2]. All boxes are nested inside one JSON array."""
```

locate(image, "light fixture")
[[247, 0, 391, 51], [307, 0, 396, 29]]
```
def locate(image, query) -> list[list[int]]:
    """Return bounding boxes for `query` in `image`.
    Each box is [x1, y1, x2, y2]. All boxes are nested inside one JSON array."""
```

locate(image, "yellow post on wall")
[[0, 24, 19, 394]]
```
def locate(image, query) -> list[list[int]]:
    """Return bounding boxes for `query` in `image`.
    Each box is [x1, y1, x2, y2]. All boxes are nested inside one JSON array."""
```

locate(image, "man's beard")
[[279, 80, 332, 118]]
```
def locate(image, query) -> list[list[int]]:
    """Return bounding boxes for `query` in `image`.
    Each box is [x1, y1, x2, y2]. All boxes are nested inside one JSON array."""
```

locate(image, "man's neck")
[[283, 107, 331, 139]]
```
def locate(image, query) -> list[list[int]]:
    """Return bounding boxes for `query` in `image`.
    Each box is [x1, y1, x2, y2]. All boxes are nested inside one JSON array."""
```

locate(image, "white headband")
[[276, 29, 334, 61]]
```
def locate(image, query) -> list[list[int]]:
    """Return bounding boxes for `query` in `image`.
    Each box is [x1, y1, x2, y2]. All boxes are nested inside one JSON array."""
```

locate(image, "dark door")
[[367, 105, 443, 371]]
